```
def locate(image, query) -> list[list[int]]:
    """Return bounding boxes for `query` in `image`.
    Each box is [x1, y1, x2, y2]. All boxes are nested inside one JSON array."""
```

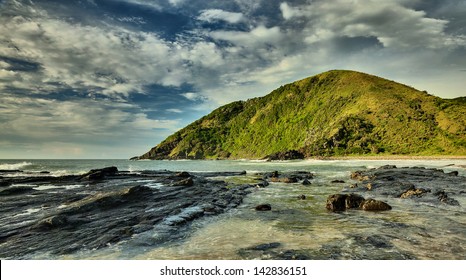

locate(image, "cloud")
[[198, 9, 245, 24], [280, 0, 465, 49]]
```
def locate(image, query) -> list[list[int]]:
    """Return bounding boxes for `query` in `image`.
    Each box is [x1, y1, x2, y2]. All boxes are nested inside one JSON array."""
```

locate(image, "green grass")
[[139, 70, 466, 159]]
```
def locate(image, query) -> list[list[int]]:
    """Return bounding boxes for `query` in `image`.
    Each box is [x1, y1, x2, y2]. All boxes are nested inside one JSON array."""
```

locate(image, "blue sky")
[[1, 0, 465, 159]]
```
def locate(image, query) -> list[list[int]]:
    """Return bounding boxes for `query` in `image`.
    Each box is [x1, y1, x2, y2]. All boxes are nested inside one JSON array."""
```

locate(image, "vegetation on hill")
[[137, 70, 466, 160]]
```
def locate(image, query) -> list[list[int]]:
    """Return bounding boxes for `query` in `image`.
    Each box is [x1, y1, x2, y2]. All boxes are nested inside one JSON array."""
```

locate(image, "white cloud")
[[198, 9, 245, 24], [168, 0, 186, 7], [281, 0, 464, 49], [166, 108, 183, 113]]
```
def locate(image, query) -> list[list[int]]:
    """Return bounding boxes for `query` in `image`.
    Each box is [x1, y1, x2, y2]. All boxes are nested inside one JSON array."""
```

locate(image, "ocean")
[[1, 158, 465, 259]]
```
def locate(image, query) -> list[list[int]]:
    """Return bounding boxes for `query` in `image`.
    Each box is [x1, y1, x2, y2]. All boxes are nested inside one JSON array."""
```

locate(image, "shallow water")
[[1, 159, 465, 259]]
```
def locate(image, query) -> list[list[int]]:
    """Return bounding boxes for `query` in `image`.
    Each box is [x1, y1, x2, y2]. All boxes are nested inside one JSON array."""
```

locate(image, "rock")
[[331, 180, 345, 183], [378, 165, 397, 169], [255, 204, 272, 211], [270, 177, 298, 183], [350, 171, 372, 181], [255, 180, 269, 188], [0, 186, 36, 196], [298, 194, 306, 200], [172, 177, 194, 187], [80, 166, 118, 180], [360, 199, 392, 211], [350, 183, 358, 188], [447, 171, 458, 176], [399, 187, 430, 198], [32, 215, 68, 231], [39, 171, 51, 174], [434, 190, 460, 206], [345, 194, 365, 209], [302, 179, 312, 185], [326, 193, 365, 211], [326, 194, 347, 211], [176, 171, 191, 177], [0, 170, 23, 173]]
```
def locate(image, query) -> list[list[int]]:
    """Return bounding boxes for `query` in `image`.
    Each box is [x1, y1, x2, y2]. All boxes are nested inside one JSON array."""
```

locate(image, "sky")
[[1, 0, 465, 159]]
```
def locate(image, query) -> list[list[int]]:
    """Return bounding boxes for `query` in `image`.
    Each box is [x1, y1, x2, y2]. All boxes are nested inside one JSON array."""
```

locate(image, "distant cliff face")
[[137, 70, 466, 160]]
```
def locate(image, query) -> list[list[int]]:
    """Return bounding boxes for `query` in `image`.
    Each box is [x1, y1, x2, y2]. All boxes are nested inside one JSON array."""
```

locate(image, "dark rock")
[[249, 242, 281, 251], [326, 193, 365, 211], [31, 215, 68, 231], [447, 171, 458, 176], [0, 170, 23, 173], [434, 190, 460, 206], [255, 204, 272, 211], [80, 166, 118, 180], [255, 180, 269, 188], [172, 177, 194, 187], [378, 165, 397, 169], [39, 171, 50, 174], [326, 194, 347, 211], [345, 194, 365, 209], [0, 186, 36, 196], [176, 171, 191, 177], [302, 179, 312, 185], [298, 194, 306, 200], [331, 180, 345, 183], [360, 199, 392, 211]]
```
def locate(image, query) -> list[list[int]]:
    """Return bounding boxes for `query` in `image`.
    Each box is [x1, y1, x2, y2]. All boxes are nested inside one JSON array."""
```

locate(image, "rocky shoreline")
[[0, 167, 253, 259], [1, 164, 465, 259]]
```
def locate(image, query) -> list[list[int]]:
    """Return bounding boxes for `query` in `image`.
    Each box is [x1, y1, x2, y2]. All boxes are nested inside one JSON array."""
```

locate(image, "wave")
[[0, 161, 33, 170]]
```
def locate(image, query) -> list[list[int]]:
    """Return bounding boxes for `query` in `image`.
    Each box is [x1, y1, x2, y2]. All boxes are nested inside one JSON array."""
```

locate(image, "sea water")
[[1, 159, 465, 259]]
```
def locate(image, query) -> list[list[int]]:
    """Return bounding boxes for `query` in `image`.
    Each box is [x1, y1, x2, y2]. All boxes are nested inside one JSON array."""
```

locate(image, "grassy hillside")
[[138, 70, 466, 159]]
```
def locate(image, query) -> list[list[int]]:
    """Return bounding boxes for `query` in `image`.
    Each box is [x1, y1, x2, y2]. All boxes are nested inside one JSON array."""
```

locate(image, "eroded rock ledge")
[[0, 167, 253, 259]]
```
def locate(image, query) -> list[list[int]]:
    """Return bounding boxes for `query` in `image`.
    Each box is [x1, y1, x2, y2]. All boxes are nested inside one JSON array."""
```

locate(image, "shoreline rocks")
[[326, 193, 391, 212], [0, 167, 254, 259]]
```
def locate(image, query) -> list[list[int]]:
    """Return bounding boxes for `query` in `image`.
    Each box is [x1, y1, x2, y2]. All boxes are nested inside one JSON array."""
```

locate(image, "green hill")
[[137, 70, 466, 160]]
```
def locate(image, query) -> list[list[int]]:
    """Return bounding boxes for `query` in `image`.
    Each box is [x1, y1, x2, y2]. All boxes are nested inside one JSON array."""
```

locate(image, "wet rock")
[[447, 171, 458, 176], [345, 194, 365, 209], [302, 179, 312, 185], [172, 177, 194, 187], [249, 242, 282, 251], [271, 177, 298, 183], [399, 187, 430, 198], [350, 171, 372, 181], [434, 190, 460, 206], [176, 171, 191, 177], [360, 199, 392, 211], [80, 166, 118, 180], [0, 167, 253, 259], [0, 170, 23, 173], [255, 180, 269, 188], [31, 215, 69, 231], [255, 204, 272, 211], [331, 180, 345, 183], [298, 194, 306, 200], [346, 166, 464, 207], [0, 186, 36, 196], [326, 193, 365, 211]]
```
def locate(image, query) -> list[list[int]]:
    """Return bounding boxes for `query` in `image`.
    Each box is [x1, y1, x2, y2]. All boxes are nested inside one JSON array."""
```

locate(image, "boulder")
[[326, 194, 347, 211], [360, 199, 392, 211], [255, 204, 272, 211], [302, 179, 312, 185], [298, 194, 306, 200], [80, 166, 118, 180], [345, 193, 365, 209]]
